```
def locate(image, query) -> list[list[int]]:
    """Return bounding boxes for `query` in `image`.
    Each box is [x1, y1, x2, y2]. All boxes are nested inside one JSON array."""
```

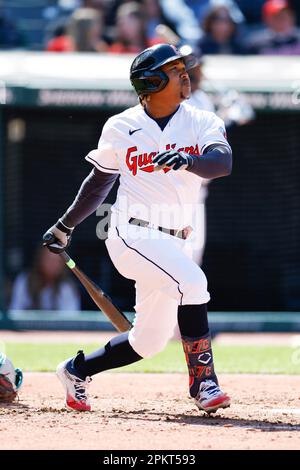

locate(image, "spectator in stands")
[[225, 0, 300, 29], [142, 0, 169, 45], [108, 1, 159, 54], [185, 0, 245, 25], [199, 4, 247, 54], [159, 0, 202, 45], [246, 0, 300, 54], [46, 7, 108, 52], [46, 22, 74, 52], [233, 0, 265, 25], [159, 0, 244, 46], [9, 246, 80, 311], [95, 0, 134, 29], [69, 7, 108, 51]]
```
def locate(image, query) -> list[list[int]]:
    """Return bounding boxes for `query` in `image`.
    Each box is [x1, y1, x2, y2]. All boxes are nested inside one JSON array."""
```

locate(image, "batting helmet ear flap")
[[130, 70, 169, 95]]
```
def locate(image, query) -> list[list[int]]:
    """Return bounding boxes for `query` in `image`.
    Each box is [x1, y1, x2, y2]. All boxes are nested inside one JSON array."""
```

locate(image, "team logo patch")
[[197, 352, 211, 365], [125, 143, 200, 176]]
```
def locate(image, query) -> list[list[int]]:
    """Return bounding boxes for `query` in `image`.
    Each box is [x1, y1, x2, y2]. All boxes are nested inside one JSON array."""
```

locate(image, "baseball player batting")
[[43, 43, 232, 414]]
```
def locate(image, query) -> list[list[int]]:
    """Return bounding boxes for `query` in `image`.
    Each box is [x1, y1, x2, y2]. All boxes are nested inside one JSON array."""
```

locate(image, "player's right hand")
[[152, 150, 193, 171], [42, 220, 73, 254]]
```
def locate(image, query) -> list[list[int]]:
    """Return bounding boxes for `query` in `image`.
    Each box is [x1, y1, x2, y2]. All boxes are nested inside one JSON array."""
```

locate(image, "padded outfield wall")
[[0, 52, 300, 319]]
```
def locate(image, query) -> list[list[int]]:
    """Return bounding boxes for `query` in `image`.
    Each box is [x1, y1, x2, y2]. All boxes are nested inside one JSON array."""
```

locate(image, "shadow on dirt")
[[109, 409, 300, 432], [0, 400, 30, 410]]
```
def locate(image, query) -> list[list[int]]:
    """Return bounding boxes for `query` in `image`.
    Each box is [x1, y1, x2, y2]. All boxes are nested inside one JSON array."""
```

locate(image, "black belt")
[[128, 217, 192, 240]]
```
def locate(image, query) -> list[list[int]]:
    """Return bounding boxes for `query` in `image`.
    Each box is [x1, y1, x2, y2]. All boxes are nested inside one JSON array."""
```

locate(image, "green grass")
[[3, 342, 300, 374]]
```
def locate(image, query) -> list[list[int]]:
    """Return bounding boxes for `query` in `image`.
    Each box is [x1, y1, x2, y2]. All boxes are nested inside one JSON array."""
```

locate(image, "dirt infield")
[[1, 372, 300, 450]]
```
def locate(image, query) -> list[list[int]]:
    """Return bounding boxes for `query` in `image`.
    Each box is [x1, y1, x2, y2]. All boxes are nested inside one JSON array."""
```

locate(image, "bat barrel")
[[59, 251, 132, 332]]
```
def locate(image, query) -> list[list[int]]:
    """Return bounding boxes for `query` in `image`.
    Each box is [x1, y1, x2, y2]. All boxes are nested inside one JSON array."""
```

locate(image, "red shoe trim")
[[66, 397, 91, 411], [202, 394, 230, 409]]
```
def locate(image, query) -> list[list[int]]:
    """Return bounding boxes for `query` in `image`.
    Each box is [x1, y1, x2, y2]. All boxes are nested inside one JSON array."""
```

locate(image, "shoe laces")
[[73, 376, 91, 401], [199, 379, 220, 398]]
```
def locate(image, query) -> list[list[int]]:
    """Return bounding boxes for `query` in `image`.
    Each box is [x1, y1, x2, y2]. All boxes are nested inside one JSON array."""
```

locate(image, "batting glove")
[[152, 150, 194, 171], [42, 219, 74, 254]]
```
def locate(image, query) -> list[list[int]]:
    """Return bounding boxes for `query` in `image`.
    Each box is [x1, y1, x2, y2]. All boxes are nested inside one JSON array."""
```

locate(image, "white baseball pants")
[[105, 223, 210, 358]]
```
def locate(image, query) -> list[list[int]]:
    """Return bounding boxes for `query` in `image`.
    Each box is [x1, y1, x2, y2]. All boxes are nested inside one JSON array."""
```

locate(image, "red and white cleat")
[[194, 379, 231, 414], [56, 357, 91, 412]]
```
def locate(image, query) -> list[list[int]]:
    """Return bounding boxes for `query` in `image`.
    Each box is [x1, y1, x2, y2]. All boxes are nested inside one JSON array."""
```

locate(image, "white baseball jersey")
[[86, 101, 229, 230], [85, 101, 230, 358], [183, 89, 215, 266]]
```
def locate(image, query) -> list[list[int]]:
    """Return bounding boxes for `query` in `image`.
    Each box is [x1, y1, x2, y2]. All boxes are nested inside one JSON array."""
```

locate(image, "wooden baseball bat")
[[60, 251, 132, 333]]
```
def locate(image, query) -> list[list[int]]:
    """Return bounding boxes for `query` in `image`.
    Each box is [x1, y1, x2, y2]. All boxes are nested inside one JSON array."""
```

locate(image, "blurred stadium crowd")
[[2, 0, 300, 314], [1, 0, 300, 55]]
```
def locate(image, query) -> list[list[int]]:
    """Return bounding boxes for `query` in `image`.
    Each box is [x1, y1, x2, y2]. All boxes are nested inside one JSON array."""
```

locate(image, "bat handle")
[[59, 251, 76, 269]]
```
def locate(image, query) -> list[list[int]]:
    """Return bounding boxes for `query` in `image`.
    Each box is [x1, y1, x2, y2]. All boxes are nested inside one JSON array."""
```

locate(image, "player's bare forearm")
[[187, 144, 232, 179], [61, 168, 118, 228]]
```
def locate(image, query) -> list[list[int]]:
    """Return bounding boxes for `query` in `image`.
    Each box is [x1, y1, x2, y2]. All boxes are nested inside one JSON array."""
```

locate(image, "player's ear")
[[139, 94, 150, 107]]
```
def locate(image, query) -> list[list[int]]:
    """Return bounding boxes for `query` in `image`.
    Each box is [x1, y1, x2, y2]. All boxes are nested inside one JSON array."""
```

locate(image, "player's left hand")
[[42, 220, 73, 254], [152, 150, 194, 171]]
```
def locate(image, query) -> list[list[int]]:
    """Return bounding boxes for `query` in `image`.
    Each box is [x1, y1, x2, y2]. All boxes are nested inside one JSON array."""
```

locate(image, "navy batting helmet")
[[130, 43, 198, 96]]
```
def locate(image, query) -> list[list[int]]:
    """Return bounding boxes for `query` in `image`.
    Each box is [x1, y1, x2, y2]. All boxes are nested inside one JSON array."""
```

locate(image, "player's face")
[[160, 59, 191, 102]]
